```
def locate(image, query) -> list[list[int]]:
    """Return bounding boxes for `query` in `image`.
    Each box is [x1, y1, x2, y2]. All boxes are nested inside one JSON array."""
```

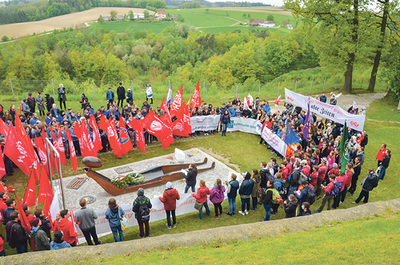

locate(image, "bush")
[[2, 35, 9, 42]]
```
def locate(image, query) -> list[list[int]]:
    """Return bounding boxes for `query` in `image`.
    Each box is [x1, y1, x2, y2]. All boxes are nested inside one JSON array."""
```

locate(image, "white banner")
[[227, 117, 262, 135], [285, 88, 365, 131], [77, 193, 210, 243], [261, 126, 287, 157], [190, 115, 220, 132]]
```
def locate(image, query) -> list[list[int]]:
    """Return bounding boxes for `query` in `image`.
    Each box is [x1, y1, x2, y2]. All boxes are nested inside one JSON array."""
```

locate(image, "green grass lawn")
[[93, 21, 173, 34], [74, 210, 400, 264]]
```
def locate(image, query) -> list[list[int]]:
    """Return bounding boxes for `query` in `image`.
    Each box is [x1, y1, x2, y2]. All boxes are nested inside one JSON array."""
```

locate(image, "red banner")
[[142, 110, 174, 148], [74, 120, 97, 158], [128, 119, 146, 154], [22, 173, 36, 207], [189, 81, 202, 113], [98, 116, 122, 158], [65, 127, 77, 172], [172, 102, 192, 137], [33, 137, 50, 178], [118, 118, 133, 155], [56, 125, 68, 166], [170, 84, 183, 116], [0, 148, 6, 179], [89, 115, 102, 153]]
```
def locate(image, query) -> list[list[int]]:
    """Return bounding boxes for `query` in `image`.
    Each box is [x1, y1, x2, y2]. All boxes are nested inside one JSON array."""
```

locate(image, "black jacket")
[[362, 173, 379, 192], [183, 169, 197, 187], [290, 168, 301, 187], [360, 134, 368, 147], [132, 195, 152, 220], [260, 189, 273, 205], [27, 97, 36, 111], [259, 168, 272, 188], [284, 201, 298, 218], [242, 109, 251, 118], [382, 155, 390, 168], [8, 221, 28, 247], [117, 86, 126, 99]]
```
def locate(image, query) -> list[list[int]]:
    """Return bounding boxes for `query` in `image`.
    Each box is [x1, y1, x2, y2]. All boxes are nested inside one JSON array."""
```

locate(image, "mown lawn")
[[72, 210, 400, 264], [93, 21, 173, 34]]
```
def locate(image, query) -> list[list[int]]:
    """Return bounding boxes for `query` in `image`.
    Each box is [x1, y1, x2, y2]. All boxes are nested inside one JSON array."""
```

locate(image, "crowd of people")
[[0, 84, 392, 256]]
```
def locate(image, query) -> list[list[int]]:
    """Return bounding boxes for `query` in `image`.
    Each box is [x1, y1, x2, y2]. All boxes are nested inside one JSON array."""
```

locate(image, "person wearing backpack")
[[295, 181, 315, 216], [352, 169, 379, 204], [226, 174, 239, 216], [314, 175, 337, 213], [284, 194, 298, 218], [260, 180, 274, 221], [332, 173, 347, 209], [210, 179, 225, 219], [132, 188, 152, 238], [159, 182, 180, 229]]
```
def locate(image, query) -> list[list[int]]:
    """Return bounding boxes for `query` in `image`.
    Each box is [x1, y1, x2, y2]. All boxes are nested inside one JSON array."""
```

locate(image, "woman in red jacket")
[[192, 180, 210, 219], [159, 182, 180, 229]]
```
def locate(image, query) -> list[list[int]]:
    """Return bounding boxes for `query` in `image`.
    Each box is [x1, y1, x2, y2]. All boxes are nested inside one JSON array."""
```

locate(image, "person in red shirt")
[[375, 144, 387, 167], [159, 182, 180, 229], [316, 158, 328, 199], [328, 163, 340, 176], [315, 174, 336, 213], [341, 164, 353, 203], [0, 192, 8, 224], [301, 160, 311, 177], [192, 180, 211, 219], [0, 235, 5, 256], [57, 210, 77, 247], [280, 162, 290, 181], [310, 166, 319, 186]]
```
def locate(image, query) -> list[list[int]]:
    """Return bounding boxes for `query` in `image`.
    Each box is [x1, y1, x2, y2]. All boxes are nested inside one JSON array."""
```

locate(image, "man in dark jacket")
[[75, 199, 101, 245], [288, 162, 302, 201], [106, 87, 114, 110], [239, 172, 254, 215], [183, 164, 197, 193], [30, 218, 50, 251], [242, 106, 251, 118], [7, 212, 28, 254], [378, 150, 391, 180], [45, 94, 55, 112], [352, 169, 379, 204], [117, 83, 126, 109], [34, 208, 52, 241], [26, 93, 36, 113], [259, 161, 272, 189], [132, 188, 152, 238], [227, 174, 239, 215], [319, 93, 327, 103]]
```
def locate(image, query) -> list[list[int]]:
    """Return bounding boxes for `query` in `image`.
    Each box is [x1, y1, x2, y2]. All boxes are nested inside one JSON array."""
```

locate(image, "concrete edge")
[[5, 198, 400, 265]]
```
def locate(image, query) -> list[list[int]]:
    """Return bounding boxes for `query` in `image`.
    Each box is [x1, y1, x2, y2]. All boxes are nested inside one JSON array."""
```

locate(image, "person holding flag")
[[57, 209, 78, 247]]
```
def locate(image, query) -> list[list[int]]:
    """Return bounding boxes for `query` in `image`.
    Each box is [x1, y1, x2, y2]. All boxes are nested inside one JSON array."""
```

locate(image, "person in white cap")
[[159, 182, 180, 229]]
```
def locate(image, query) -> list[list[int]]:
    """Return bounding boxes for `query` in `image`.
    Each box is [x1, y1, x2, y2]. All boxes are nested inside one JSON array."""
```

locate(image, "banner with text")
[[227, 117, 262, 135], [261, 126, 287, 157], [190, 115, 220, 132], [285, 88, 365, 131]]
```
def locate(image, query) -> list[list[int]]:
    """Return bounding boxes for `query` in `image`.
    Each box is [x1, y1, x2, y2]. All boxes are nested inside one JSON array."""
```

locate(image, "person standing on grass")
[[7, 212, 28, 254], [30, 217, 50, 251], [57, 209, 77, 247], [117, 83, 126, 109], [75, 199, 101, 246], [314, 175, 336, 213], [106, 87, 114, 110], [210, 179, 225, 219], [159, 182, 180, 229], [221, 110, 230, 136], [284, 194, 298, 218], [378, 150, 391, 180], [132, 188, 152, 238], [352, 169, 379, 204], [192, 180, 210, 220], [238, 172, 254, 215], [251, 169, 260, 210], [34, 209, 52, 241], [375, 144, 387, 167], [36, 92, 45, 119], [183, 164, 198, 193], [226, 174, 239, 216], [105, 198, 125, 242], [58, 84, 67, 110], [146, 83, 153, 104], [3, 198, 15, 225], [260, 180, 274, 221]]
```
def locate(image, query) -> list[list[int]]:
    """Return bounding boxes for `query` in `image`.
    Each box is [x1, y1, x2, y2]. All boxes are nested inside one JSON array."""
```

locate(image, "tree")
[[144, 10, 150, 19], [267, 14, 274, 21], [2, 35, 9, 42], [98, 15, 104, 23], [110, 10, 117, 21], [128, 10, 134, 20]]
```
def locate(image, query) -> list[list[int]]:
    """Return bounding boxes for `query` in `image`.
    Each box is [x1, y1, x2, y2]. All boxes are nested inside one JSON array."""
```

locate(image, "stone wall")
[[5, 198, 400, 265]]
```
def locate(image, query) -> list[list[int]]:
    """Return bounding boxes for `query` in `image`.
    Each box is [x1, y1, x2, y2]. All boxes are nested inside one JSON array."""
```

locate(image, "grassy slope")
[[2, 97, 398, 256], [93, 21, 173, 34], [74, 210, 400, 264]]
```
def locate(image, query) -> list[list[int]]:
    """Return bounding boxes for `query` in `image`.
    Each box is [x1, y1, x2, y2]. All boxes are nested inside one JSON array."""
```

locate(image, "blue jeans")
[[228, 197, 236, 214], [298, 200, 305, 216], [222, 123, 228, 136], [263, 204, 271, 221], [110, 225, 124, 242], [378, 166, 387, 180], [199, 202, 210, 219], [241, 198, 250, 212], [16, 242, 28, 254], [184, 185, 195, 193]]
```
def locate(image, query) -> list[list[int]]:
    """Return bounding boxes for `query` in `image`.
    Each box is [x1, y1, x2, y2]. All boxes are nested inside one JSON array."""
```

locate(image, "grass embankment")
[[72, 210, 400, 264], [93, 21, 172, 34], [1, 96, 398, 256]]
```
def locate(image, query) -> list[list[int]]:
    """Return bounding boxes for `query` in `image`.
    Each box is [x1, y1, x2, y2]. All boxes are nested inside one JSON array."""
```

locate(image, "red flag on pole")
[[128, 119, 146, 154], [189, 81, 202, 113], [42, 128, 54, 176], [98, 116, 122, 158], [160, 98, 172, 129], [56, 125, 68, 166], [172, 102, 192, 137], [65, 127, 77, 172], [170, 84, 183, 116], [33, 137, 50, 178], [0, 118, 9, 137], [89, 115, 102, 153], [73, 120, 97, 158], [38, 165, 53, 204], [49, 126, 60, 172], [22, 172, 36, 207], [10, 188, 32, 234], [142, 110, 174, 148], [118, 118, 133, 155], [0, 148, 6, 179], [4, 125, 36, 177], [274, 95, 281, 106]]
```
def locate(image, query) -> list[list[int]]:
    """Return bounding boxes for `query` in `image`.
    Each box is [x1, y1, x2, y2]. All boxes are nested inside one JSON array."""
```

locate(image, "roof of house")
[[156, 11, 166, 14], [251, 20, 275, 24]]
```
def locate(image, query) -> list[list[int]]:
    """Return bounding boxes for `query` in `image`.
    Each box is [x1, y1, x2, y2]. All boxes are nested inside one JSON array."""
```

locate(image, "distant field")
[[0, 7, 152, 39], [93, 21, 173, 34]]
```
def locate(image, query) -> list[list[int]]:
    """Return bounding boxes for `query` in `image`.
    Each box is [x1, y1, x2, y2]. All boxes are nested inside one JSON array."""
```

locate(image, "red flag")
[[22, 173, 36, 207], [69, 206, 79, 245], [38, 165, 53, 209], [33, 137, 50, 178], [189, 81, 202, 113], [3, 125, 36, 177], [89, 115, 102, 153], [0, 148, 5, 179], [142, 110, 174, 148], [0, 118, 9, 137], [98, 116, 122, 158], [13, 190, 31, 234], [118, 118, 133, 155], [172, 102, 192, 137], [274, 95, 281, 106], [73, 120, 97, 158], [128, 119, 146, 154], [56, 125, 67, 166], [49, 126, 60, 172], [170, 84, 183, 116], [65, 127, 77, 172], [160, 98, 172, 129]]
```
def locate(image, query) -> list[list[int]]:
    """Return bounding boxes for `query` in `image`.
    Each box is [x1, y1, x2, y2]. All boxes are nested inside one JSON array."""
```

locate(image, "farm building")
[[250, 20, 276, 28], [133, 13, 145, 19], [155, 11, 167, 19]]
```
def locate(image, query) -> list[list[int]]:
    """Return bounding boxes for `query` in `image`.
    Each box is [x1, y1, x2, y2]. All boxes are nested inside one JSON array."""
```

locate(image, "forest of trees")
[[0, 0, 166, 24]]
